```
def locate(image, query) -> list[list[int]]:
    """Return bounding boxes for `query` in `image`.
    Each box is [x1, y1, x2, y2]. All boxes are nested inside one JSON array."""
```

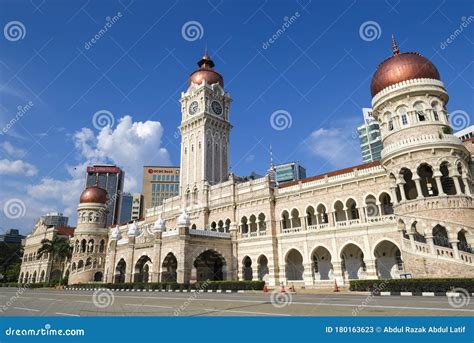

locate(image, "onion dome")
[[110, 226, 121, 240], [127, 222, 140, 237], [177, 209, 190, 227], [370, 35, 441, 97], [79, 185, 108, 204], [188, 49, 224, 87], [153, 216, 166, 232]]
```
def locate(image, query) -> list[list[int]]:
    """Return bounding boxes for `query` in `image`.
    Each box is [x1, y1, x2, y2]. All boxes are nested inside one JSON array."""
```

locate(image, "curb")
[[64, 288, 254, 293], [375, 291, 474, 297]]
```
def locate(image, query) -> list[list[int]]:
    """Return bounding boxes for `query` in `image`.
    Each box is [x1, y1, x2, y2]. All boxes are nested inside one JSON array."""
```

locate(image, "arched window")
[[387, 112, 394, 131], [258, 213, 266, 231], [431, 102, 440, 121], [401, 168, 418, 200], [210, 222, 217, 231], [398, 106, 409, 126], [440, 162, 456, 195], [281, 211, 290, 229], [217, 220, 224, 232], [346, 198, 359, 220], [185, 190, 191, 207], [433, 225, 449, 247], [193, 188, 198, 205], [417, 164, 438, 197], [290, 209, 301, 228], [249, 215, 257, 232], [414, 103, 426, 122], [225, 219, 231, 233], [306, 206, 316, 226], [241, 217, 249, 234], [316, 204, 328, 224], [333, 201, 346, 222]]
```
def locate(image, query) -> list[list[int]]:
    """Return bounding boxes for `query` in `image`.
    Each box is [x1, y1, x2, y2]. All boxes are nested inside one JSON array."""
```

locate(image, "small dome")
[[154, 216, 166, 232], [188, 49, 224, 87], [110, 226, 121, 240], [370, 36, 441, 97], [127, 222, 139, 237], [177, 209, 190, 227], [79, 185, 108, 204]]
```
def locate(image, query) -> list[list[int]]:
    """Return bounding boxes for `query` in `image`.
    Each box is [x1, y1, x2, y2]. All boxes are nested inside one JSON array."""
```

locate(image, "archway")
[[458, 230, 471, 253], [94, 272, 103, 282], [285, 249, 304, 281], [161, 253, 177, 282], [290, 209, 301, 228], [316, 204, 328, 224], [194, 250, 226, 281], [311, 246, 333, 280], [433, 225, 449, 247], [334, 201, 346, 222], [417, 164, 438, 197], [242, 256, 253, 281], [340, 243, 366, 280], [39, 270, 45, 282], [401, 168, 417, 200], [134, 256, 152, 283], [374, 241, 403, 278], [346, 198, 359, 220], [379, 192, 393, 215], [440, 162, 456, 195], [114, 259, 126, 283], [306, 206, 316, 226], [257, 255, 269, 281], [281, 211, 290, 229], [365, 195, 378, 217]]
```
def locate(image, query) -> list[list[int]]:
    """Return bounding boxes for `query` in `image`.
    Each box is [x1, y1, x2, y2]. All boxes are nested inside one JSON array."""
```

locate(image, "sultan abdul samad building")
[[20, 38, 474, 287]]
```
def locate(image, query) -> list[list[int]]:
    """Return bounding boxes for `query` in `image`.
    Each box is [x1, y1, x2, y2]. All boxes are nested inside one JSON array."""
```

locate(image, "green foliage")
[[442, 126, 453, 134], [349, 278, 474, 293], [0, 243, 23, 283], [68, 280, 266, 291]]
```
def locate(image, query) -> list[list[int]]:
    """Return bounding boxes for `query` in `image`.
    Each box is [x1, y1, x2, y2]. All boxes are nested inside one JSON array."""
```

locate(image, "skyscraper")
[[142, 166, 180, 210], [274, 162, 306, 184], [86, 164, 124, 226], [41, 212, 69, 227], [357, 108, 383, 163], [119, 193, 133, 224]]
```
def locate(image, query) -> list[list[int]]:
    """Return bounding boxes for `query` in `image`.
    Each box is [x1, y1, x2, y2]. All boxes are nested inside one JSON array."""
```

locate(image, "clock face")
[[188, 101, 198, 115], [211, 101, 223, 116]]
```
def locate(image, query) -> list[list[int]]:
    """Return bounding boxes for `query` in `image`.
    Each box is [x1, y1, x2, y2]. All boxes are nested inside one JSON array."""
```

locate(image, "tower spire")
[[392, 34, 399, 55]]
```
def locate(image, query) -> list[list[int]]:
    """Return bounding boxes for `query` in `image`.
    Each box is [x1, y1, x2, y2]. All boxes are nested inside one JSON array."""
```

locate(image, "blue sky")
[[1, 0, 473, 233]]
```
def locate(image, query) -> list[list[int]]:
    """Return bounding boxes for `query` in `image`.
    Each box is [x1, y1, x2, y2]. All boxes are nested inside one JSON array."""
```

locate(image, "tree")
[[37, 235, 72, 284]]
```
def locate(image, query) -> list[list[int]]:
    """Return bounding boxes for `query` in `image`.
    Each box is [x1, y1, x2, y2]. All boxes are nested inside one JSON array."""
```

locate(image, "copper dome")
[[370, 36, 441, 97], [188, 49, 224, 87], [79, 185, 108, 204]]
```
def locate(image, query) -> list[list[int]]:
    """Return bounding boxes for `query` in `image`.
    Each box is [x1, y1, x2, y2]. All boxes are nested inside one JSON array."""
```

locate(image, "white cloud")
[[0, 159, 38, 176], [306, 126, 362, 169], [1, 141, 26, 158], [5, 115, 171, 233]]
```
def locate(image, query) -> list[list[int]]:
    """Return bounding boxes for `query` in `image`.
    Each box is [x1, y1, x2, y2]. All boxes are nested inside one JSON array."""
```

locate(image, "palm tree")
[[37, 235, 72, 284]]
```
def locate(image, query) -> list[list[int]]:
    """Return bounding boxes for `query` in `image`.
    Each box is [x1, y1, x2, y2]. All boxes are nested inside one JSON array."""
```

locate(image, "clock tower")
[[179, 50, 232, 206]]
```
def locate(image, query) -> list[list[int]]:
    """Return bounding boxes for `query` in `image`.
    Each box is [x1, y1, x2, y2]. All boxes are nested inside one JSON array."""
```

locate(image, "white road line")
[[12, 307, 40, 312], [38, 298, 61, 301], [4, 291, 472, 313], [55, 312, 80, 317], [125, 303, 290, 316]]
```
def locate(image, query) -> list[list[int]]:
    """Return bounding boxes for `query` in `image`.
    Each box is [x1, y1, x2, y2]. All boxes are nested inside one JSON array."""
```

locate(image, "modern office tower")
[[454, 125, 474, 141], [357, 108, 383, 163], [86, 164, 124, 226], [119, 193, 133, 224], [141, 166, 180, 210], [274, 162, 306, 184], [40, 212, 69, 227], [131, 193, 144, 220]]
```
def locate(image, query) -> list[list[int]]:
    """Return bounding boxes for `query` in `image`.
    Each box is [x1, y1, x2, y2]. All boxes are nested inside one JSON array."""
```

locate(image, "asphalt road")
[[0, 288, 472, 317]]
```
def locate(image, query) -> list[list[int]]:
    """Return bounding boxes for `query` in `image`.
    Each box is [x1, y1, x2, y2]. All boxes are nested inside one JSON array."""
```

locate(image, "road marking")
[[55, 312, 80, 317], [125, 303, 290, 316], [12, 307, 40, 312], [38, 298, 61, 301]]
